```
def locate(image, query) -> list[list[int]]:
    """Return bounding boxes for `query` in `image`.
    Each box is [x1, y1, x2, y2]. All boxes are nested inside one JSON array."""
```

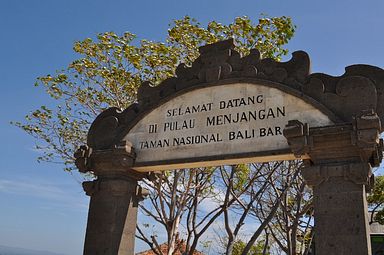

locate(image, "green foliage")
[[368, 175, 384, 224], [13, 15, 295, 171], [232, 239, 269, 255]]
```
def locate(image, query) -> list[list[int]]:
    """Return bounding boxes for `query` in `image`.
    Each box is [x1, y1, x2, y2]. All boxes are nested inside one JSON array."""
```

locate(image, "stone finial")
[[74, 140, 148, 180], [283, 120, 310, 158], [74, 145, 93, 173], [352, 110, 383, 166], [283, 110, 383, 167]]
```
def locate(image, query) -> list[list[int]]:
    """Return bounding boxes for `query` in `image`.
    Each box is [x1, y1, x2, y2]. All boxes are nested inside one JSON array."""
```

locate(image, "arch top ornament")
[[77, 39, 384, 172]]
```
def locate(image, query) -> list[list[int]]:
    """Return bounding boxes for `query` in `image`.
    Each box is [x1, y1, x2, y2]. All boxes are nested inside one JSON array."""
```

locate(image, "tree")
[[14, 15, 296, 253], [136, 167, 217, 255], [231, 239, 270, 255], [258, 161, 313, 255], [368, 175, 384, 224], [218, 162, 286, 255], [13, 15, 295, 171], [210, 161, 309, 255]]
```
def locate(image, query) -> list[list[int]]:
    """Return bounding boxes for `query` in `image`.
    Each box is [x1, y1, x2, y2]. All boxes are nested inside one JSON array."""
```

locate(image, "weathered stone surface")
[[125, 82, 334, 171], [86, 39, 384, 159], [76, 141, 149, 255], [284, 113, 382, 255], [313, 175, 372, 255], [283, 111, 383, 167], [75, 39, 384, 255], [83, 178, 140, 255]]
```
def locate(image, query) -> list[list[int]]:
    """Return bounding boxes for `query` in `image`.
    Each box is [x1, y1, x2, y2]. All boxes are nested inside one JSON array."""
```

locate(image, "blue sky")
[[1, 0, 383, 254]]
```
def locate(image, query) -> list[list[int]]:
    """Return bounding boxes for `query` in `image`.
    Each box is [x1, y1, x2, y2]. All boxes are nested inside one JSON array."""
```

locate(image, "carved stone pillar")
[[284, 110, 383, 255], [74, 141, 148, 255], [302, 163, 372, 254]]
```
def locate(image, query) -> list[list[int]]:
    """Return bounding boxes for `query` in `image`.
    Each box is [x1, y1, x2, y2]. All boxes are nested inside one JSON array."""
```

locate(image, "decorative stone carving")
[[77, 140, 149, 255], [82, 179, 149, 198], [82, 180, 98, 196], [74, 145, 92, 173], [301, 163, 373, 187], [74, 38, 384, 255], [74, 140, 149, 180], [283, 110, 383, 168], [283, 111, 381, 255], [84, 38, 384, 154]]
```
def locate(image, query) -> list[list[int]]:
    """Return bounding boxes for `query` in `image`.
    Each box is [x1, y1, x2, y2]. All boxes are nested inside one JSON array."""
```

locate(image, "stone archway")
[[75, 39, 384, 255]]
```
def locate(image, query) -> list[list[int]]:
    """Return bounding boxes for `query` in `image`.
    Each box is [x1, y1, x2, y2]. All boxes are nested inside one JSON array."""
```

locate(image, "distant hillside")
[[0, 245, 66, 255]]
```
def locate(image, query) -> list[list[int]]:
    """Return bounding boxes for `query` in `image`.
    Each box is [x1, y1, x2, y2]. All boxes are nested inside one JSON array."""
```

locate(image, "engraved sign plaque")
[[125, 83, 333, 171]]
